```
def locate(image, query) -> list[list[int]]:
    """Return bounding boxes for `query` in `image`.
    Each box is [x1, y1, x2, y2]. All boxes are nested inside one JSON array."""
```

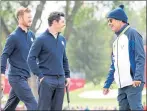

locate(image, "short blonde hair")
[[16, 7, 31, 19]]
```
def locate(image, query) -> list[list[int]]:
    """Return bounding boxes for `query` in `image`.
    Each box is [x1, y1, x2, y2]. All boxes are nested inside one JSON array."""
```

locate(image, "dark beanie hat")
[[107, 5, 128, 23]]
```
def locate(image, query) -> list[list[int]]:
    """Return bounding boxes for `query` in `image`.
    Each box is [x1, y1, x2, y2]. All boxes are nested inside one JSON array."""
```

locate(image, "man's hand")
[[103, 88, 109, 95], [65, 78, 70, 87], [132, 80, 141, 87], [1, 74, 5, 91]]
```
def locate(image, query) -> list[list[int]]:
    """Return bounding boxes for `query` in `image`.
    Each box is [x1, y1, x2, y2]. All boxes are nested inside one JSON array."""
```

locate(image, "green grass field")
[[63, 82, 146, 109]]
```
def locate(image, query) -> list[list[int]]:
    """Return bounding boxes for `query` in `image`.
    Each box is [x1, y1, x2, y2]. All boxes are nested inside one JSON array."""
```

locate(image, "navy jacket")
[[104, 24, 145, 88], [27, 29, 70, 79], [1, 27, 35, 78]]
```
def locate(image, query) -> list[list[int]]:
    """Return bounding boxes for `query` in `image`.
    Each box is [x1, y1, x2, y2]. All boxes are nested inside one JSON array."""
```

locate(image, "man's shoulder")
[[7, 31, 18, 40], [127, 27, 138, 33], [36, 33, 46, 40], [59, 34, 66, 41], [34, 33, 47, 44], [125, 26, 142, 38]]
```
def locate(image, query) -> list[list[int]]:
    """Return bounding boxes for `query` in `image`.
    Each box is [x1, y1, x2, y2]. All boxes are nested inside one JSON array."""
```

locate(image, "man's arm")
[[103, 53, 115, 95], [1, 35, 16, 90], [1, 35, 16, 74], [63, 50, 70, 78], [131, 30, 145, 87], [133, 31, 145, 81], [27, 37, 44, 79], [63, 39, 70, 86]]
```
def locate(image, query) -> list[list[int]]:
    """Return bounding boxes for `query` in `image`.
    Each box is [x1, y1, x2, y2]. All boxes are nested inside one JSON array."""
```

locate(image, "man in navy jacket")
[[1, 7, 37, 110], [27, 11, 70, 110], [103, 5, 145, 110]]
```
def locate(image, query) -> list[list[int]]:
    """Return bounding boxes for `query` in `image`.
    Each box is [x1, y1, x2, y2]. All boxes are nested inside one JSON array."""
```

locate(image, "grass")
[[63, 82, 147, 109]]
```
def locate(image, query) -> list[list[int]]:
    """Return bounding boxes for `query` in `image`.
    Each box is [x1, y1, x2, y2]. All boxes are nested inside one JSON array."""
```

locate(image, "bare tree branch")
[[64, 1, 82, 41], [1, 18, 10, 37], [65, 1, 70, 21], [30, 1, 46, 33], [70, 1, 82, 20], [36, 19, 42, 32]]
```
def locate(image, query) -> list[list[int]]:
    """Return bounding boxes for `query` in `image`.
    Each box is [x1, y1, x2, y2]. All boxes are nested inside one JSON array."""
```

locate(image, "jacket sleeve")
[[63, 38, 70, 78], [133, 31, 145, 81], [27, 37, 44, 79], [1, 35, 16, 74], [103, 52, 115, 88]]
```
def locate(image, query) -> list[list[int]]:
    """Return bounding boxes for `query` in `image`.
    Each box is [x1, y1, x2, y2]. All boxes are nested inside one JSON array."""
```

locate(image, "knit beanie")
[[107, 5, 128, 23]]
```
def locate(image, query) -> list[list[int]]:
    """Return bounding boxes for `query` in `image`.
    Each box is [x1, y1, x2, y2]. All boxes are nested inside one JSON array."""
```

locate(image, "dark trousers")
[[3, 75, 37, 110], [117, 83, 144, 110], [38, 75, 65, 110]]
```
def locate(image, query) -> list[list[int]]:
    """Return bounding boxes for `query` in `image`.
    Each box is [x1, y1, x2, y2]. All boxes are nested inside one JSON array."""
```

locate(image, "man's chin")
[[111, 28, 115, 32], [26, 25, 31, 28], [27, 24, 32, 27]]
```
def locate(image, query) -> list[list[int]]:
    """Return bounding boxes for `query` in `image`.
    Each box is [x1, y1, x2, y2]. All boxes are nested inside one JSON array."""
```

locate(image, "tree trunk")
[[64, 1, 82, 41], [30, 1, 46, 33], [1, 18, 10, 37]]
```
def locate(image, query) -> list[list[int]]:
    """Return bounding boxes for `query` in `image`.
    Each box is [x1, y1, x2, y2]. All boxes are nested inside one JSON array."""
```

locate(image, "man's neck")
[[120, 23, 127, 30], [48, 27, 58, 38], [18, 24, 28, 33], [116, 23, 127, 33], [115, 23, 128, 36]]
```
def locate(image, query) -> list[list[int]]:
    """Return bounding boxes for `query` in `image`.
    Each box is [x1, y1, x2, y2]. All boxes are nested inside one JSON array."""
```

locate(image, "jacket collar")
[[45, 29, 60, 38], [17, 26, 28, 33], [115, 24, 128, 36]]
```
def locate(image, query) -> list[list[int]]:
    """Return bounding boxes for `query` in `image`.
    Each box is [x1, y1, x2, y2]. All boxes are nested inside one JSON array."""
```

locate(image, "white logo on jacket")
[[62, 41, 64, 46], [31, 37, 34, 42]]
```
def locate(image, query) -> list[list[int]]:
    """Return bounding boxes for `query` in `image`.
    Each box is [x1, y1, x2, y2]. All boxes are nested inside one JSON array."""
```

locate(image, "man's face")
[[107, 18, 122, 32], [54, 16, 66, 32], [19, 12, 32, 28]]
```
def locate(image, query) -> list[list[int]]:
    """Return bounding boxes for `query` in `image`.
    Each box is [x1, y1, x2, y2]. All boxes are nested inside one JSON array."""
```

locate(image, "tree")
[[1, 1, 46, 38], [63, 1, 83, 40], [66, 4, 113, 85], [138, 5, 146, 44]]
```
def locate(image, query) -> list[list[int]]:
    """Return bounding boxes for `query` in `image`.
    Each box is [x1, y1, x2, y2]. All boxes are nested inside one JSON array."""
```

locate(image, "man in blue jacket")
[[103, 5, 145, 110], [27, 11, 71, 110], [1, 7, 37, 110]]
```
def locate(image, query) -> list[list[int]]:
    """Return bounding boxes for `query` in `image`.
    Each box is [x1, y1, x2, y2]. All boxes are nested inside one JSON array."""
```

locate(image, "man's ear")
[[17, 16, 21, 21], [18, 15, 23, 21], [53, 20, 58, 25]]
